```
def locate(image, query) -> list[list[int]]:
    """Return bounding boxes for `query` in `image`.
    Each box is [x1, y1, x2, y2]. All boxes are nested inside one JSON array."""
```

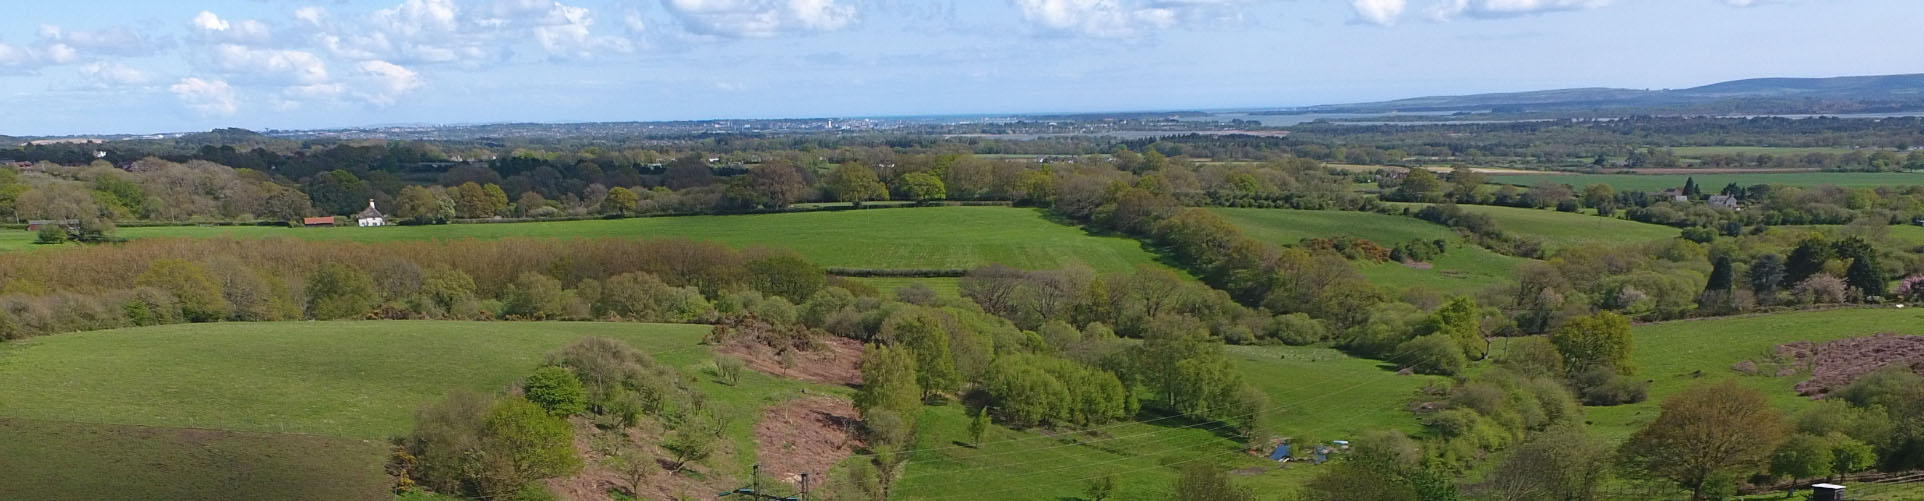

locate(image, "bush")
[[1396, 334, 1467, 375], [522, 366, 587, 416], [34, 226, 65, 244], [1268, 313, 1329, 346], [134, 259, 230, 322], [503, 272, 584, 320], [1573, 365, 1648, 406], [306, 263, 378, 320]]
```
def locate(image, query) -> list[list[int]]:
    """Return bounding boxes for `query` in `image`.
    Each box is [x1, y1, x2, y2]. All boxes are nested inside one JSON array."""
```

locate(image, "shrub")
[[503, 272, 583, 320], [306, 263, 378, 320], [522, 366, 587, 416], [715, 355, 744, 386], [1396, 334, 1467, 375], [1573, 365, 1647, 406], [34, 226, 64, 244], [134, 259, 230, 322], [1793, 274, 1850, 304], [1267, 312, 1328, 346]]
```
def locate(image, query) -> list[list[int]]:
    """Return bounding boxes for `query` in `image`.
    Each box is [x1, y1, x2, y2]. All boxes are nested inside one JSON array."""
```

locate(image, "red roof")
[[303, 217, 336, 225]]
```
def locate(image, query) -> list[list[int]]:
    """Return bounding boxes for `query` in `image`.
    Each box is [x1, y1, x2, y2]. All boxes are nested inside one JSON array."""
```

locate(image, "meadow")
[[1575, 307, 1924, 441], [1487, 171, 1924, 192], [1211, 208, 1528, 294], [3, 206, 1162, 273], [894, 343, 1441, 500], [1444, 204, 1681, 251], [0, 321, 840, 500]]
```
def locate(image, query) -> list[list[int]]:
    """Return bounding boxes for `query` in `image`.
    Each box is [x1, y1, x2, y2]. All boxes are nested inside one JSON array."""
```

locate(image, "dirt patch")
[[1402, 261, 1435, 270], [754, 396, 863, 486], [1781, 334, 1924, 397], [547, 420, 737, 501], [718, 336, 863, 387]]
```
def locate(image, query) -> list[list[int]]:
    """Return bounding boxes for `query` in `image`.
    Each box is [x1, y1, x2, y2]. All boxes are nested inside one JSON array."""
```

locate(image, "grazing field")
[[3, 206, 1162, 272], [1671, 146, 1876, 157], [1579, 307, 1924, 441], [1212, 208, 1528, 293], [895, 344, 1439, 500], [1487, 171, 1924, 192], [0, 321, 838, 500], [844, 276, 963, 298], [1445, 205, 1680, 251]]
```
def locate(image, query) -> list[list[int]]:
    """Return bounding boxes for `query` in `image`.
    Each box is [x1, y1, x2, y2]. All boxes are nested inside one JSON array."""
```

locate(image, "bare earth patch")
[[1779, 334, 1924, 397], [547, 420, 737, 501], [754, 396, 863, 486], [718, 336, 864, 387]]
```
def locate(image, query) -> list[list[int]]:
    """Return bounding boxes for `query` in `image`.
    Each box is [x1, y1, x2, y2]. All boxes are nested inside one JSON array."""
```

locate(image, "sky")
[[1, 0, 1919, 136]]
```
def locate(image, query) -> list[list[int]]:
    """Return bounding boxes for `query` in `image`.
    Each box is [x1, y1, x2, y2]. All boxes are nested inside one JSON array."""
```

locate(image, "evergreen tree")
[[1704, 255, 1735, 294], [1720, 182, 1744, 197], [1681, 177, 1700, 198], [1749, 254, 1787, 294], [1846, 252, 1888, 298], [1785, 236, 1834, 286]]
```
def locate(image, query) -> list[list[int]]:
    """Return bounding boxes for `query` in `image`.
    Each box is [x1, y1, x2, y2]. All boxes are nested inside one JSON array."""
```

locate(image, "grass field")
[[1487, 172, 1924, 192], [895, 344, 1440, 500], [1445, 205, 1680, 251], [1671, 146, 1875, 157], [1578, 308, 1924, 441], [0, 321, 839, 500], [844, 277, 963, 298], [3, 206, 1162, 273], [1212, 208, 1528, 293]]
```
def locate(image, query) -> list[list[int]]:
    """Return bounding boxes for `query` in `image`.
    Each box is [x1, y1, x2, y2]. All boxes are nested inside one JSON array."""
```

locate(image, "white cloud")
[[661, 0, 858, 38], [1011, 0, 1254, 38], [191, 11, 276, 45], [170, 77, 240, 116], [356, 59, 424, 106], [79, 62, 153, 87], [38, 25, 161, 57], [1352, 0, 1407, 25], [1431, 0, 1613, 20], [208, 44, 330, 84]]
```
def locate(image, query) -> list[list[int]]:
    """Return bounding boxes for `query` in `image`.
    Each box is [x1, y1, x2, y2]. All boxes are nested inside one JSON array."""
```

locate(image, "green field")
[[1446, 205, 1680, 251], [4, 207, 1161, 272], [1212, 208, 1528, 293], [1582, 307, 1924, 441], [1488, 172, 1924, 192], [895, 344, 1439, 500], [1671, 146, 1876, 157], [0, 321, 831, 500]]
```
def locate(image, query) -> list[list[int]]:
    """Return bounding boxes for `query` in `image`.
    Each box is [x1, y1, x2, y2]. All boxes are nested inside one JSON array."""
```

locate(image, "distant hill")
[[1290, 73, 1924, 115]]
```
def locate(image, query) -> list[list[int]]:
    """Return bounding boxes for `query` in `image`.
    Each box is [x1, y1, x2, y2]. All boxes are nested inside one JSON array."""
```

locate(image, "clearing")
[[1578, 308, 1924, 441], [3, 206, 1161, 272], [1213, 208, 1528, 294], [0, 320, 846, 500], [892, 343, 1440, 500], [1486, 171, 1924, 192]]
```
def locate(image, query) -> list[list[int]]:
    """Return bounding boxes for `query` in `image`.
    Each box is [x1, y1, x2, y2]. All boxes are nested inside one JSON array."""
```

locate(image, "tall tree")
[[855, 344, 921, 420], [1784, 236, 1834, 286], [602, 187, 639, 216], [1618, 381, 1788, 500], [1704, 255, 1735, 294], [1552, 311, 1633, 375], [1748, 254, 1787, 295], [827, 163, 889, 207]]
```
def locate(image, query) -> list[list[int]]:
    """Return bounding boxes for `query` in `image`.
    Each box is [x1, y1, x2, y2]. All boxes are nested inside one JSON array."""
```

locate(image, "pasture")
[[0, 321, 837, 500], [1487, 171, 1924, 192], [1444, 204, 1680, 251], [1577, 307, 1924, 441], [4, 206, 1162, 273], [895, 343, 1440, 500], [1212, 208, 1528, 294]]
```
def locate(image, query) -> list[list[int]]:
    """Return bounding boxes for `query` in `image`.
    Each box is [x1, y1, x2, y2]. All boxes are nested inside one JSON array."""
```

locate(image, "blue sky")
[[1, 0, 1917, 135]]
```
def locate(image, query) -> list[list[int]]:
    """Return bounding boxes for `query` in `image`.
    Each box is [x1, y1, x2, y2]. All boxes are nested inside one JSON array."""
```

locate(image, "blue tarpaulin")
[[1269, 443, 1291, 461]]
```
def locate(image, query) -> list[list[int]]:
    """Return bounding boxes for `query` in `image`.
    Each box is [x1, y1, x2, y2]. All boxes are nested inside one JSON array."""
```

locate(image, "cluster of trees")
[[400, 337, 728, 499], [0, 237, 828, 340]]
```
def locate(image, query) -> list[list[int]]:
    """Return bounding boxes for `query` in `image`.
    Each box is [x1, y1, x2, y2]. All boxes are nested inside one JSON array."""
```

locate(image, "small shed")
[[355, 199, 385, 227], [303, 216, 336, 227], [1811, 483, 1845, 501], [26, 219, 79, 231]]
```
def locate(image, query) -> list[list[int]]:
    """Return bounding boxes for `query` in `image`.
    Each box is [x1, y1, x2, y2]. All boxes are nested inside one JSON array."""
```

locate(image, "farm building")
[[1707, 195, 1740, 210], [356, 199, 385, 227], [303, 216, 336, 227], [25, 219, 78, 231]]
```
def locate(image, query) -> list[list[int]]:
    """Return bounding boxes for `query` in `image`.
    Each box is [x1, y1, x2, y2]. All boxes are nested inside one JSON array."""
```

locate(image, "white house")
[[356, 199, 385, 227]]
